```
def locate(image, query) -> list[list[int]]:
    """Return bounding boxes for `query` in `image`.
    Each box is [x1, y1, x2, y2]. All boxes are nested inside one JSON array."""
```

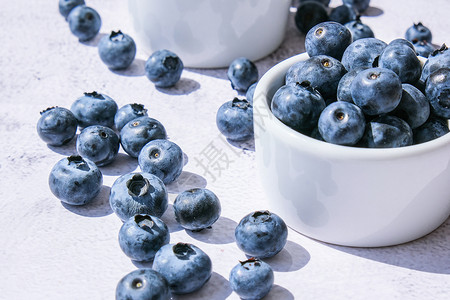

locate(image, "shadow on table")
[[61, 185, 113, 217], [322, 216, 450, 274], [265, 284, 295, 300], [172, 272, 232, 300], [47, 135, 78, 156], [99, 153, 138, 176], [361, 6, 384, 17], [186, 216, 237, 244], [263, 240, 311, 272], [166, 171, 208, 194], [111, 58, 146, 77], [160, 204, 184, 234], [80, 33, 107, 47], [156, 77, 201, 95]]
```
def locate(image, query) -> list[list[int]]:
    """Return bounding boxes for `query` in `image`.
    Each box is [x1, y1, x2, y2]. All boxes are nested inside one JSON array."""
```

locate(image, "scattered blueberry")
[[145, 49, 183, 88], [341, 37, 387, 71], [49, 155, 103, 205], [116, 268, 171, 300], [227, 57, 259, 92], [37, 106, 78, 146], [391, 84, 430, 129], [114, 103, 148, 131], [413, 115, 450, 144], [153, 243, 212, 294], [173, 188, 221, 231], [329, 4, 358, 25], [305, 21, 352, 60], [109, 172, 168, 222], [344, 17, 374, 41], [360, 115, 413, 148], [98, 30, 137, 70], [67, 5, 101, 41], [425, 67, 450, 119], [76, 125, 120, 166], [70, 91, 118, 129], [216, 98, 254, 141], [378, 43, 422, 84], [294, 0, 329, 35], [405, 22, 432, 44], [58, 0, 85, 19]]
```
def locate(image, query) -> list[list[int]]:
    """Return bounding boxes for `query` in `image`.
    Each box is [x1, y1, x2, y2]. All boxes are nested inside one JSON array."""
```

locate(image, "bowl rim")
[[254, 52, 450, 161]]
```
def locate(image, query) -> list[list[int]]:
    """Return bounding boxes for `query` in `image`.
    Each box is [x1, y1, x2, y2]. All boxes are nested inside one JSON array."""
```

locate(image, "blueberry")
[[227, 57, 259, 92], [271, 81, 326, 135], [98, 30, 137, 70], [235, 210, 288, 259], [360, 115, 413, 148], [145, 49, 183, 88], [173, 188, 221, 231], [388, 38, 415, 51], [152, 243, 212, 294], [420, 44, 450, 83], [405, 22, 432, 44], [305, 21, 352, 60], [294, 1, 329, 35], [318, 101, 366, 146], [350, 67, 402, 115], [413, 115, 449, 144], [391, 84, 430, 129], [329, 4, 358, 25], [336, 67, 367, 103], [425, 68, 450, 119], [343, 0, 370, 13], [229, 258, 274, 300], [49, 155, 102, 205], [298, 0, 330, 6], [378, 43, 422, 84], [344, 17, 374, 41], [118, 214, 170, 262], [114, 103, 148, 131], [70, 91, 118, 129], [285, 60, 306, 84], [37, 106, 78, 146], [115, 268, 171, 300], [216, 98, 254, 141], [138, 139, 184, 184], [341, 38, 387, 71], [412, 39, 435, 58], [245, 82, 257, 104], [67, 5, 101, 41], [76, 125, 120, 166], [120, 116, 167, 158], [109, 172, 168, 222], [58, 0, 85, 19]]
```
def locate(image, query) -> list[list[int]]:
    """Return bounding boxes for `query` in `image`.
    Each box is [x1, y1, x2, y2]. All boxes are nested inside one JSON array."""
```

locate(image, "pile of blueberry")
[[272, 20, 449, 148]]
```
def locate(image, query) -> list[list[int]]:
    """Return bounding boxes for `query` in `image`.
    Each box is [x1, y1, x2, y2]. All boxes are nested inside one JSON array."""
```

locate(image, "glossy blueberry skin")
[[361, 115, 413, 148], [413, 115, 449, 144], [70, 91, 118, 129], [67, 5, 101, 41], [420, 45, 450, 83], [145, 49, 183, 88], [405, 22, 432, 44], [229, 258, 274, 300], [98, 30, 136, 70], [343, 0, 371, 13], [119, 214, 170, 262], [391, 84, 430, 129], [115, 268, 171, 300], [245, 82, 257, 104], [425, 68, 450, 119], [318, 101, 366, 146], [216, 98, 254, 141], [378, 43, 422, 84], [49, 155, 102, 205], [341, 38, 387, 71], [351, 67, 402, 115], [138, 139, 184, 184], [58, 0, 85, 19], [389, 38, 415, 51], [305, 21, 352, 61], [37, 107, 78, 146], [336, 67, 367, 103], [271, 82, 326, 135], [294, 1, 328, 35], [345, 18, 374, 41], [153, 243, 212, 295], [329, 4, 358, 25], [235, 210, 288, 259], [114, 103, 148, 131], [110, 172, 168, 222], [173, 188, 221, 231], [227, 57, 259, 92], [76, 125, 119, 166], [120, 116, 167, 158], [412, 40, 435, 58]]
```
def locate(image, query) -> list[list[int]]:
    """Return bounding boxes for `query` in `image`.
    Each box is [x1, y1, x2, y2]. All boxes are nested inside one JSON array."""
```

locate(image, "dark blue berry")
[[37, 107, 78, 146], [305, 21, 352, 60], [145, 49, 183, 88], [361, 115, 413, 148], [76, 125, 120, 166], [227, 57, 259, 92], [58, 0, 85, 19], [70, 91, 118, 129], [98, 30, 136, 70], [216, 98, 254, 141], [115, 268, 171, 300], [341, 38, 387, 71], [405, 22, 432, 44], [294, 1, 329, 35], [67, 5, 101, 41], [378, 43, 422, 84], [114, 103, 148, 131]]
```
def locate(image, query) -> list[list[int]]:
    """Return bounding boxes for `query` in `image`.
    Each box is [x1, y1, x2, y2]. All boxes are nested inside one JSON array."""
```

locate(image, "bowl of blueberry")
[[253, 21, 450, 247]]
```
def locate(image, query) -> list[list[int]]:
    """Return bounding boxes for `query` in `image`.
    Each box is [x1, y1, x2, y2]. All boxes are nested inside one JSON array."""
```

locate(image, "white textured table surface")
[[1, 0, 449, 299]]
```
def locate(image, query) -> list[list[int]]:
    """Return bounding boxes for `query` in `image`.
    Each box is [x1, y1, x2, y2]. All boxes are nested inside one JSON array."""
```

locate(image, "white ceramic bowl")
[[254, 52, 450, 247], [127, 0, 291, 68]]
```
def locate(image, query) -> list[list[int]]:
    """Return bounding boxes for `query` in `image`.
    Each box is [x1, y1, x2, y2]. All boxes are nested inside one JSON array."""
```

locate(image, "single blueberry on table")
[[341, 38, 387, 71], [305, 21, 352, 60], [360, 115, 413, 148], [344, 17, 374, 41], [152, 243, 212, 294], [216, 98, 254, 141], [413, 115, 449, 144], [227, 57, 259, 92], [235, 210, 288, 259], [98, 30, 137, 70], [118, 214, 170, 262], [343, 0, 371, 13], [391, 84, 430, 129], [173, 188, 221, 231], [70, 91, 118, 129], [271, 81, 326, 135], [412, 39, 435, 58], [378, 43, 422, 84], [120, 116, 167, 158], [37, 106, 78, 146], [58, 0, 85, 19], [318, 101, 366, 146], [405, 22, 432, 44], [328, 4, 358, 25], [49, 155, 103, 206], [76, 125, 120, 166], [145, 49, 183, 88], [138, 139, 184, 184], [67, 5, 101, 42], [425, 67, 450, 119], [294, 1, 329, 35], [109, 172, 168, 222], [229, 258, 274, 300], [114, 103, 148, 131], [115, 268, 171, 300]]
